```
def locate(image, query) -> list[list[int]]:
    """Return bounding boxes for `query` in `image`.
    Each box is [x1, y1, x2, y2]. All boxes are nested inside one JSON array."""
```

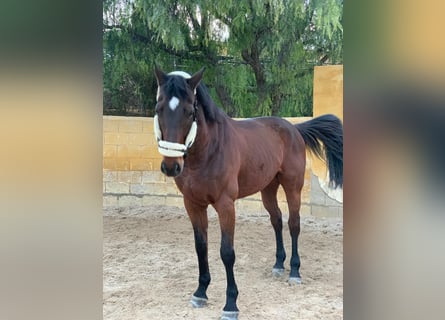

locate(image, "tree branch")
[[103, 23, 123, 30]]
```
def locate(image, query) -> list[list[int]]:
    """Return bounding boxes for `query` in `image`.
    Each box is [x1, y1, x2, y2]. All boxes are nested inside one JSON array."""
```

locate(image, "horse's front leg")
[[213, 197, 239, 320], [184, 198, 211, 308]]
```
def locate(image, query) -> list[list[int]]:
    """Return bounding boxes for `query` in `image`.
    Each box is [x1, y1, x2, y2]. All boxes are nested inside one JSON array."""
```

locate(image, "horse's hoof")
[[190, 295, 208, 308], [288, 277, 302, 285], [220, 310, 239, 320], [272, 268, 285, 277]]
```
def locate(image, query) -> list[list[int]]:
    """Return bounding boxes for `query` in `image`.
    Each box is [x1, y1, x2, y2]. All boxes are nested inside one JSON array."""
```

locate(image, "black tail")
[[296, 114, 343, 188]]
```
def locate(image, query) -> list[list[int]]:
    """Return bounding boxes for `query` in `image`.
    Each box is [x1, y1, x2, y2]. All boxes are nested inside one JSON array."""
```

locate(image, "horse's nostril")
[[161, 160, 181, 177], [161, 162, 167, 174], [173, 162, 181, 176]]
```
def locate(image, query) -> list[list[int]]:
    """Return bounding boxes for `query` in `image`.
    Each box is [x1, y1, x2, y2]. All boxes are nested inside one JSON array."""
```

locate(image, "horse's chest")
[[174, 174, 221, 204]]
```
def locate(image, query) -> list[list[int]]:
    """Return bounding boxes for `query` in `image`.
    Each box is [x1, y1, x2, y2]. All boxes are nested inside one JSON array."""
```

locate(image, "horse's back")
[[233, 116, 291, 153], [234, 117, 303, 152], [236, 116, 300, 136]]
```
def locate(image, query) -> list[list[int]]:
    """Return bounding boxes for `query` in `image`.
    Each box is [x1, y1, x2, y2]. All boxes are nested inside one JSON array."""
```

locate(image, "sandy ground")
[[103, 206, 343, 320]]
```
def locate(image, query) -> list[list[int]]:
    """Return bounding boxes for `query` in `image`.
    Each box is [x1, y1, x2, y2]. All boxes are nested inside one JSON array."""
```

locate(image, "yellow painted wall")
[[103, 117, 161, 171], [311, 65, 343, 182]]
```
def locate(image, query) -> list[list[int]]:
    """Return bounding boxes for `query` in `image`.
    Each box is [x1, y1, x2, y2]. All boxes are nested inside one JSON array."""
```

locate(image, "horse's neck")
[[188, 114, 230, 162]]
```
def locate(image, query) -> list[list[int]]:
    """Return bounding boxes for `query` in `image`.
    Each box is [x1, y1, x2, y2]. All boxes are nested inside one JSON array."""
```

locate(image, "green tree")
[[103, 0, 342, 117]]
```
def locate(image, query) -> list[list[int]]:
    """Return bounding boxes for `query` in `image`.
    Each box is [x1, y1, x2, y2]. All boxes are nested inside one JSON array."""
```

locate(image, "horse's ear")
[[154, 64, 167, 86], [187, 67, 205, 91]]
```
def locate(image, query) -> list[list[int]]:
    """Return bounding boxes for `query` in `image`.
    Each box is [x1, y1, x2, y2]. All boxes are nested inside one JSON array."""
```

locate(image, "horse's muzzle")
[[160, 158, 183, 177]]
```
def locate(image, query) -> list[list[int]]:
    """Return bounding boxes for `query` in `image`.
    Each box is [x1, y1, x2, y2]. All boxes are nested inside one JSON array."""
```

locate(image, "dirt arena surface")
[[104, 206, 343, 320]]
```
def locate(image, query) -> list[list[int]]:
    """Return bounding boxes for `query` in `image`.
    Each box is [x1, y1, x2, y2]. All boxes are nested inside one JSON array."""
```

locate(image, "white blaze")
[[169, 96, 180, 111]]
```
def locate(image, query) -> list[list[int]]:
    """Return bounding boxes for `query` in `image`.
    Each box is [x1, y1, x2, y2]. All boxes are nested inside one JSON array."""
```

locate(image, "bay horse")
[[153, 66, 343, 320]]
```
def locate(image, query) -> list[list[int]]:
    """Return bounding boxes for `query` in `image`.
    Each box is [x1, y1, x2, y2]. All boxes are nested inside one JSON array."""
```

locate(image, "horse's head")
[[153, 65, 204, 177]]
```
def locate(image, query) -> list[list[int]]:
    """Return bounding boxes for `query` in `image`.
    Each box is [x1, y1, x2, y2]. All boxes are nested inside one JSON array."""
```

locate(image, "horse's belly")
[[237, 164, 280, 199], [236, 142, 283, 198]]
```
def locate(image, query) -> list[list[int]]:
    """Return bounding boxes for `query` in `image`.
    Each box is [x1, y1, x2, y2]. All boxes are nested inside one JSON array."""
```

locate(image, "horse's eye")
[[183, 108, 194, 118]]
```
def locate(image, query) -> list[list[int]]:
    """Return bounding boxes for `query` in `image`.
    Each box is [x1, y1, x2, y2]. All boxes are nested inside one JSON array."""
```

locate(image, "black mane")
[[164, 74, 224, 123], [196, 81, 224, 123]]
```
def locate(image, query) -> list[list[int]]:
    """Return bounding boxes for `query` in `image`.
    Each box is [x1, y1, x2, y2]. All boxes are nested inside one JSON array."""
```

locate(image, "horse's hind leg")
[[261, 178, 286, 277], [184, 198, 211, 308], [280, 174, 304, 285]]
